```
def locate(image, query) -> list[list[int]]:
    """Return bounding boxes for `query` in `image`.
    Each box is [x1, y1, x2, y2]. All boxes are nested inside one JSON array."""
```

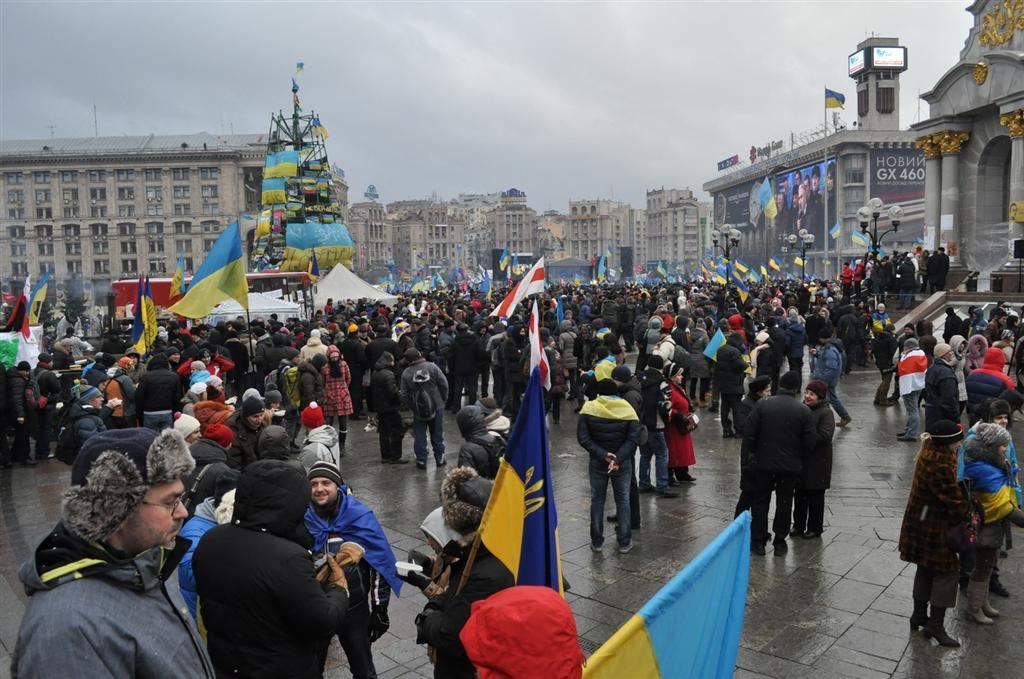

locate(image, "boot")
[[982, 593, 1000, 618], [965, 579, 994, 624], [922, 607, 960, 647], [909, 599, 928, 631]]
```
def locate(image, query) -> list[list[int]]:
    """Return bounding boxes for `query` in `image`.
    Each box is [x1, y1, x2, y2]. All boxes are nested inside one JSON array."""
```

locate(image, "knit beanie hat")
[[242, 388, 261, 404], [971, 422, 1012, 451], [190, 360, 206, 372], [308, 459, 343, 487], [311, 353, 328, 370], [241, 396, 265, 418], [779, 370, 802, 392], [934, 343, 953, 359], [596, 379, 619, 396], [904, 337, 920, 350], [173, 414, 201, 439], [264, 390, 283, 407], [78, 386, 101, 402], [748, 375, 772, 397], [204, 423, 235, 449], [441, 466, 492, 537], [190, 382, 208, 396], [611, 365, 632, 382], [301, 401, 325, 430], [805, 379, 828, 401], [64, 429, 195, 543]]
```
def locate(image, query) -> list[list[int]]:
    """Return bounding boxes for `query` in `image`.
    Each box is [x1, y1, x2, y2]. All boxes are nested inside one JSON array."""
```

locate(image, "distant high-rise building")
[[387, 199, 465, 271], [565, 199, 631, 265], [347, 200, 390, 275], [486, 188, 538, 258], [645, 188, 707, 273]]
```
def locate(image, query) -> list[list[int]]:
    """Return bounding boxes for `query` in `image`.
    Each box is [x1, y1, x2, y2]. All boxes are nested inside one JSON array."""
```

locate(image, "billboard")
[[869, 148, 925, 244], [713, 181, 760, 229], [848, 50, 866, 76], [775, 158, 836, 249], [872, 46, 906, 69]]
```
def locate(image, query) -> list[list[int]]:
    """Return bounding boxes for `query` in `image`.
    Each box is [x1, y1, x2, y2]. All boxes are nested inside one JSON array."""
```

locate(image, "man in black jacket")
[[924, 343, 960, 429], [448, 324, 479, 412], [33, 352, 61, 462], [715, 332, 748, 438], [742, 370, 816, 556], [134, 354, 182, 431], [929, 246, 950, 292], [635, 356, 678, 499], [341, 326, 370, 419], [194, 460, 350, 679]]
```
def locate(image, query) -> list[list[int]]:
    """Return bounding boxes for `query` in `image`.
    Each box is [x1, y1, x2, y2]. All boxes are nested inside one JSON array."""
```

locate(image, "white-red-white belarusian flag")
[[528, 299, 550, 390], [490, 257, 545, 318]]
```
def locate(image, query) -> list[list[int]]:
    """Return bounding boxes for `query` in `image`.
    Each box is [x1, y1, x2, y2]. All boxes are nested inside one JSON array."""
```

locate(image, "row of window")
[[7, 220, 222, 240], [8, 203, 221, 219], [7, 184, 219, 203], [3, 168, 220, 184], [9, 254, 198, 277]]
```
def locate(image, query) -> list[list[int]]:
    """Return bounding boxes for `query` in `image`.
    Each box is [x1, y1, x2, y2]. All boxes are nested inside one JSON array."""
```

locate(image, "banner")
[[0, 325, 42, 369], [583, 513, 751, 678], [713, 183, 757, 229], [869, 148, 925, 245]]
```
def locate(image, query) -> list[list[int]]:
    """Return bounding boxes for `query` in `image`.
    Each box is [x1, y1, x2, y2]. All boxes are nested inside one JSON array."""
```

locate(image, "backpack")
[[280, 365, 301, 408], [410, 369, 438, 421], [672, 343, 692, 372], [54, 409, 82, 465]]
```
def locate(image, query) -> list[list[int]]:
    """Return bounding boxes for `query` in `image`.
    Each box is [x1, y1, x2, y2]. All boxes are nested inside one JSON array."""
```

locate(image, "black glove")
[[369, 606, 390, 643], [407, 549, 433, 572]]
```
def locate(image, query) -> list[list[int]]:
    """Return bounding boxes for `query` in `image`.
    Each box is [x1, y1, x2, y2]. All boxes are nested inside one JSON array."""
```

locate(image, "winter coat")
[[178, 497, 218, 619], [193, 400, 233, 430], [784, 321, 807, 359], [227, 411, 264, 470], [643, 317, 664, 355], [450, 331, 479, 376], [340, 337, 369, 380], [872, 332, 898, 372], [260, 344, 300, 374], [813, 339, 845, 386], [365, 337, 399, 373], [637, 368, 669, 431], [258, 425, 299, 462], [576, 397, 642, 468], [751, 342, 778, 380], [456, 407, 504, 479], [416, 543, 514, 679], [298, 335, 329, 362], [924, 359, 960, 428], [184, 438, 232, 510], [737, 394, 761, 491], [965, 334, 989, 372], [558, 323, 578, 370], [322, 349, 353, 417], [898, 444, 968, 572], [800, 400, 836, 490], [193, 460, 348, 679], [742, 388, 815, 475], [400, 358, 449, 415], [369, 355, 401, 415], [297, 360, 325, 411], [714, 334, 748, 395], [299, 425, 341, 470], [13, 522, 215, 678], [687, 327, 710, 379], [665, 381, 696, 468], [965, 347, 1014, 405], [135, 367, 181, 416], [503, 336, 527, 385], [5, 367, 32, 422], [68, 400, 107, 444]]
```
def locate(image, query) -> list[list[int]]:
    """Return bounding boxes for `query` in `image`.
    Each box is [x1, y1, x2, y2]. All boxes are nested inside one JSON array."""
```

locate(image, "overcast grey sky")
[[1, 1, 971, 210]]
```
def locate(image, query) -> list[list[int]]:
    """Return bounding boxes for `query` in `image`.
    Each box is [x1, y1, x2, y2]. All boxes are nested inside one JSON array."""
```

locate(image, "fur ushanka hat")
[[63, 429, 195, 542], [440, 466, 493, 538]]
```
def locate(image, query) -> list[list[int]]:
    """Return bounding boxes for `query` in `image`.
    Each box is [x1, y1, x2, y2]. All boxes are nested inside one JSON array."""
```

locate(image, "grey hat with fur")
[[63, 428, 195, 543], [440, 466, 492, 538]]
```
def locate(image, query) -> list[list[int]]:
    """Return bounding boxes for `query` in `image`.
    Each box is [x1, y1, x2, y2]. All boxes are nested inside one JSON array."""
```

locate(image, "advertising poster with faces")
[[775, 159, 836, 247]]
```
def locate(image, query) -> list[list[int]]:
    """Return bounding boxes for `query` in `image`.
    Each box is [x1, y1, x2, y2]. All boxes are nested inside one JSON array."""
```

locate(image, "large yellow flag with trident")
[[168, 221, 248, 318]]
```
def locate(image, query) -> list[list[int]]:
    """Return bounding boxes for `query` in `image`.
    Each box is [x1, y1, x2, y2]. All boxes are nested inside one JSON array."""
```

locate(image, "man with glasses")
[[12, 428, 215, 678]]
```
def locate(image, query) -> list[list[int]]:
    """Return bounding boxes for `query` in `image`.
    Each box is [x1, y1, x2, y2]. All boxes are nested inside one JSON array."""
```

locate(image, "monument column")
[[1000, 110, 1024, 220], [938, 130, 970, 264], [915, 133, 943, 252]]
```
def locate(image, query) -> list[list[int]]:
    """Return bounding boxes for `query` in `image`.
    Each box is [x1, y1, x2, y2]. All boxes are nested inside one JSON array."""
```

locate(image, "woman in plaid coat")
[[898, 419, 969, 647], [322, 345, 353, 451]]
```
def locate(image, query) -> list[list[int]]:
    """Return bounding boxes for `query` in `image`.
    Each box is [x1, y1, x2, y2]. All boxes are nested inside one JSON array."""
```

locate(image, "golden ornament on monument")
[[973, 61, 989, 85], [938, 131, 970, 155], [1000, 110, 1024, 138], [979, 0, 1024, 47]]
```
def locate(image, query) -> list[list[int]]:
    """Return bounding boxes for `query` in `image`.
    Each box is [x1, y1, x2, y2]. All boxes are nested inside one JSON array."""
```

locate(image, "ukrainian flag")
[[714, 273, 728, 285], [757, 178, 778, 220], [760, 264, 769, 279], [168, 221, 249, 318], [829, 222, 841, 239], [264, 150, 299, 179], [27, 272, 50, 325], [311, 116, 329, 140], [851, 230, 869, 247], [734, 277, 750, 303], [793, 256, 805, 267], [768, 257, 781, 271], [656, 261, 667, 278], [597, 254, 607, 282], [733, 259, 749, 274], [261, 178, 287, 205], [825, 88, 846, 109], [307, 248, 320, 282], [499, 247, 511, 271], [584, 513, 750, 678], [703, 328, 726, 361], [168, 256, 187, 304], [132, 275, 157, 353]]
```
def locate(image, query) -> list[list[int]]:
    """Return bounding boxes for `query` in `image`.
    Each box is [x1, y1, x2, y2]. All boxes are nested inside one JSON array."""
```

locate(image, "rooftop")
[[0, 132, 267, 157]]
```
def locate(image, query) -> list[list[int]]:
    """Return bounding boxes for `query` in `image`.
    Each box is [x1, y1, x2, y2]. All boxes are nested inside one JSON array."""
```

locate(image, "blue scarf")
[[304, 488, 402, 595]]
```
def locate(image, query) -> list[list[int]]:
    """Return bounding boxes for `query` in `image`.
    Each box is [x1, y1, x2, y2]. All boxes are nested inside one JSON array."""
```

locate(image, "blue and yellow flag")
[[132, 275, 157, 354], [656, 261, 668, 279], [768, 257, 781, 272], [825, 87, 846, 109], [499, 247, 511, 271], [757, 178, 778, 220], [295, 61, 304, 75], [479, 366, 562, 592], [27, 272, 50, 325], [169, 255, 187, 304], [311, 115, 329, 140], [168, 221, 249, 318], [714, 272, 727, 285], [597, 254, 607, 282], [829, 222, 841, 239], [760, 264, 769, 279], [733, 258, 749, 274], [307, 248, 320, 282], [793, 256, 805, 267], [703, 328, 726, 361], [851, 230, 869, 247]]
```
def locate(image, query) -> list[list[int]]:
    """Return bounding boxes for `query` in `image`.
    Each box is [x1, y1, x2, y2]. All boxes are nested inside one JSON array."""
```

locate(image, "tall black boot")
[[922, 606, 960, 647], [909, 599, 928, 631]]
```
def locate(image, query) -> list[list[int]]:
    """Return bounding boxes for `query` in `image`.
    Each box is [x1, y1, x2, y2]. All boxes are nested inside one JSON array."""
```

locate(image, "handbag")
[[945, 480, 984, 553]]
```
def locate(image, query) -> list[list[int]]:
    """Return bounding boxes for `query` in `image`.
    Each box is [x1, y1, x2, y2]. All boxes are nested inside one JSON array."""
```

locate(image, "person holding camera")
[[304, 460, 401, 678]]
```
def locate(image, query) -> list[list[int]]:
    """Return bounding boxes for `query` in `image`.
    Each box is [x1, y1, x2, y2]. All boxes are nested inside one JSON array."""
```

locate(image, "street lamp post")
[[711, 224, 743, 282], [787, 229, 816, 280], [857, 197, 903, 264]]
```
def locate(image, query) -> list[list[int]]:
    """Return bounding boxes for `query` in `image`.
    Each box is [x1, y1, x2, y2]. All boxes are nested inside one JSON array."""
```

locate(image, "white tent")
[[313, 264, 398, 306], [206, 292, 303, 324]]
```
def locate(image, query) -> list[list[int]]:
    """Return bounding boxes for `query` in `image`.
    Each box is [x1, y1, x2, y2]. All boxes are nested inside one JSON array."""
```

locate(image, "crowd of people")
[[4, 259, 1023, 675]]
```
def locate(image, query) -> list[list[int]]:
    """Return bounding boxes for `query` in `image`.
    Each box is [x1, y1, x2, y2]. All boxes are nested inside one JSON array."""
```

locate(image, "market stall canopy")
[[313, 264, 398, 306], [206, 292, 302, 324]]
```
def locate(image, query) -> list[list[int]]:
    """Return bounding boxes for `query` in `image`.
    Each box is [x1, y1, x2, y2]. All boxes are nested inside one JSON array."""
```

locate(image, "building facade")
[[485, 188, 538, 257], [0, 133, 266, 304], [628, 207, 647, 272], [911, 0, 1024, 289], [449, 192, 501, 270], [347, 200, 391, 277], [564, 198, 631, 266], [645, 189, 709, 273], [387, 199, 466, 271]]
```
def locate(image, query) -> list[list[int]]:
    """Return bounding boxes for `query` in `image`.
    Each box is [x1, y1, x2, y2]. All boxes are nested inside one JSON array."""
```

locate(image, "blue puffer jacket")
[[785, 322, 807, 359], [813, 339, 844, 386], [178, 498, 219, 619]]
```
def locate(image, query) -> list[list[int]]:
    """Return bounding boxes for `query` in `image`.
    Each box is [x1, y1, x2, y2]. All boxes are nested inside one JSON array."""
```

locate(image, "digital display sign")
[[872, 46, 906, 69], [848, 50, 866, 76]]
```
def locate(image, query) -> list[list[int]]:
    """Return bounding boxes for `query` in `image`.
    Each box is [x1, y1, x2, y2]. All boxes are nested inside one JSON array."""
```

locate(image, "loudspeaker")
[[491, 248, 508, 282], [1014, 239, 1024, 259], [620, 246, 634, 278]]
